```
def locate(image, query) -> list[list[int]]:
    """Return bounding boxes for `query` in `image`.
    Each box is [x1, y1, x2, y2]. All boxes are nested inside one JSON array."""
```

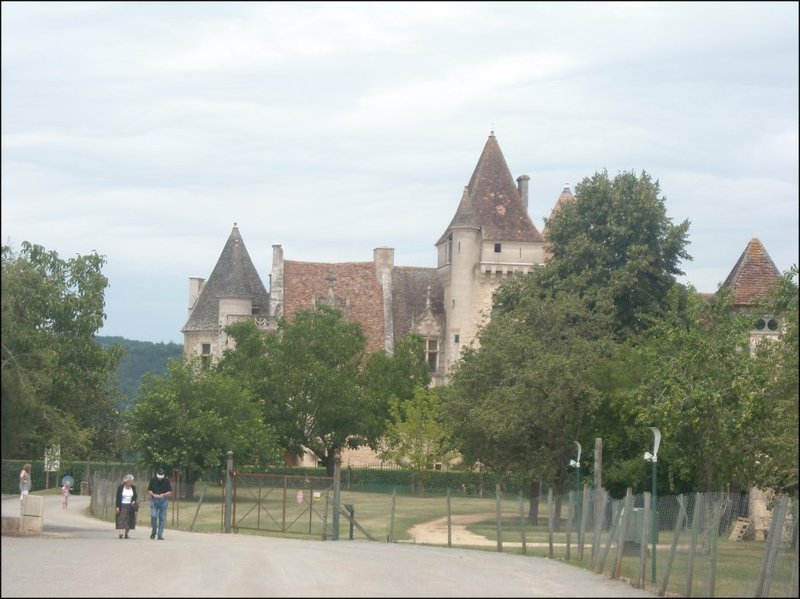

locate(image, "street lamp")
[[644, 427, 661, 584], [569, 441, 582, 542]]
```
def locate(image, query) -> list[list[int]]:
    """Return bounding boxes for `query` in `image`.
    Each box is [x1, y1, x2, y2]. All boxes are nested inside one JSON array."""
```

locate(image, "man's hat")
[[156, 467, 165, 476]]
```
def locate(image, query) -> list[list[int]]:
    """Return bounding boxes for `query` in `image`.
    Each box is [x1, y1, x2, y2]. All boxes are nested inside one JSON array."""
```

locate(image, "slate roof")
[[182, 224, 269, 332], [391, 266, 444, 342], [282, 260, 386, 354], [438, 133, 543, 245], [720, 238, 782, 307]]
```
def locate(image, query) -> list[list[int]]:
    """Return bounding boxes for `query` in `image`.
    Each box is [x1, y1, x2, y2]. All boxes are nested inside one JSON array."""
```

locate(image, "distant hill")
[[96, 336, 183, 407]]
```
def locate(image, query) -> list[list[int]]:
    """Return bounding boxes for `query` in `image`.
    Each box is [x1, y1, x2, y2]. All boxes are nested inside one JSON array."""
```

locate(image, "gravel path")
[[2, 495, 658, 597]]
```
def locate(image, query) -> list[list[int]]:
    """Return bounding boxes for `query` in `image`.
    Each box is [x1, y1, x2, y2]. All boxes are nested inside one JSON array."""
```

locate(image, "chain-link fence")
[[80, 464, 799, 598]]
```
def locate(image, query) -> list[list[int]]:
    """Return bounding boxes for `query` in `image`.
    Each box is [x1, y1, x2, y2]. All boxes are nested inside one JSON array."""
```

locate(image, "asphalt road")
[[1, 495, 658, 598]]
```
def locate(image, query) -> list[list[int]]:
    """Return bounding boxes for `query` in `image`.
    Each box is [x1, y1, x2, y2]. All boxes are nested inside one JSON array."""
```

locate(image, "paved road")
[[1, 495, 658, 598]]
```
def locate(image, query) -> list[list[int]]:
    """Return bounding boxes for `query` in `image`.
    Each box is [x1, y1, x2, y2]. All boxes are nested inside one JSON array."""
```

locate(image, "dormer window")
[[425, 339, 439, 372]]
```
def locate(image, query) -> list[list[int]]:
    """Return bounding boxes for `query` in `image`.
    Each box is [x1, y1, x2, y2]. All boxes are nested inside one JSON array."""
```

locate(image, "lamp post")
[[569, 441, 582, 542], [643, 427, 661, 584]]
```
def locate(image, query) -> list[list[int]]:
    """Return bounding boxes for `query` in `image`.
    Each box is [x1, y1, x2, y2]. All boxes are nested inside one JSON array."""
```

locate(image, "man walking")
[[147, 467, 172, 540]]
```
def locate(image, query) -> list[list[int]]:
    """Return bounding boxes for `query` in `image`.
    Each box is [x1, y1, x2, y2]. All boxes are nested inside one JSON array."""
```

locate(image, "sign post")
[[44, 444, 61, 489]]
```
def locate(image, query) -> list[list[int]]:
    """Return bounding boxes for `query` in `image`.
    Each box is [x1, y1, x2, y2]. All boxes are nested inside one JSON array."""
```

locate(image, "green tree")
[[224, 306, 371, 476], [127, 358, 281, 485], [443, 286, 613, 521], [1, 242, 123, 460], [751, 266, 798, 494], [543, 170, 691, 338], [616, 286, 766, 491], [362, 333, 431, 422], [380, 385, 456, 493]]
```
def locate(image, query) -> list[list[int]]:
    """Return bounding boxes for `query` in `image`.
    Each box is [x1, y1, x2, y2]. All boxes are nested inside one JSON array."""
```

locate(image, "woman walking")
[[115, 474, 138, 539]]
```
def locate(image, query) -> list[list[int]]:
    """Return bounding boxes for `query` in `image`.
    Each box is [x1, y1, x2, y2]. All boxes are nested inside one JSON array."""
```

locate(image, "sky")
[[2, 1, 798, 344]]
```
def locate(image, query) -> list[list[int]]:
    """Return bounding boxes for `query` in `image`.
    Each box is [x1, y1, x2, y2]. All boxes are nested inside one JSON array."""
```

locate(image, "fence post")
[[547, 487, 554, 559], [706, 496, 730, 598], [591, 489, 608, 570], [447, 488, 452, 548], [520, 490, 527, 555], [579, 484, 591, 560], [638, 492, 651, 589], [686, 491, 701, 597], [613, 488, 634, 579], [754, 496, 789, 598], [495, 483, 503, 552], [190, 484, 207, 532], [659, 493, 687, 597], [389, 488, 396, 543], [332, 457, 341, 541], [598, 499, 621, 573], [224, 451, 233, 533]]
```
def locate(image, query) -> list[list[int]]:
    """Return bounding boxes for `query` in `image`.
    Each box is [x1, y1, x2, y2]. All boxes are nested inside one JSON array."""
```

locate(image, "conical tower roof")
[[437, 132, 543, 245], [543, 183, 575, 238], [720, 238, 781, 307], [182, 224, 269, 332]]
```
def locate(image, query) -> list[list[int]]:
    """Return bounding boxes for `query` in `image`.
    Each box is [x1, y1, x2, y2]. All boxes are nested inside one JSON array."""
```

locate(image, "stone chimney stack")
[[189, 277, 205, 316], [270, 244, 284, 318], [517, 175, 530, 212]]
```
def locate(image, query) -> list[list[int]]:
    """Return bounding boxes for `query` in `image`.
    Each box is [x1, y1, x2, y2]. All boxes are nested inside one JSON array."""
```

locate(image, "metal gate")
[[232, 472, 334, 536]]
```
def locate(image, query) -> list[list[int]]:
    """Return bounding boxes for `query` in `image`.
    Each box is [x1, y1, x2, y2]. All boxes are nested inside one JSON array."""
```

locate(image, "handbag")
[[129, 502, 139, 512]]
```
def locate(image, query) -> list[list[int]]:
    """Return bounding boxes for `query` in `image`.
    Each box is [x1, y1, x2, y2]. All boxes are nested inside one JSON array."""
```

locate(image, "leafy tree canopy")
[[2, 242, 123, 460], [541, 169, 691, 338], [127, 357, 282, 481]]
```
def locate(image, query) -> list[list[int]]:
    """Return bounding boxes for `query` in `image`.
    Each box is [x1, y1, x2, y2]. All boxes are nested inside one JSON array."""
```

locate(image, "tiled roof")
[[182, 224, 269, 332], [391, 266, 444, 343], [543, 184, 575, 237], [720, 238, 782, 306], [438, 133, 543, 244], [282, 260, 386, 354]]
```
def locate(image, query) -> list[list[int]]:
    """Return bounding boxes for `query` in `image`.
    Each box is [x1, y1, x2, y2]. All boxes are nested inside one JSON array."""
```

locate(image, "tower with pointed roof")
[[719, 237, 783, 351], [435, 132, 546, 373], [182, 223, 271, 363]]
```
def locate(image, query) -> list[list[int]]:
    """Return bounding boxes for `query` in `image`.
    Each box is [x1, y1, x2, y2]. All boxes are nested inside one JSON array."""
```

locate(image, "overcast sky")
[[2, 1, 798, 344]]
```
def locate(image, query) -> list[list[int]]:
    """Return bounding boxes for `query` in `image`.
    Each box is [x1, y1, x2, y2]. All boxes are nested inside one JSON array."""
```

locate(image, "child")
[[62, 481, 71, 509]]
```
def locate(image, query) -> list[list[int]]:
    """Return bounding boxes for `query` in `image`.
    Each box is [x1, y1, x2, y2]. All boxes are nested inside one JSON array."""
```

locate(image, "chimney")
[[517, 175, 530, 212], [189, 277, 205, 315]]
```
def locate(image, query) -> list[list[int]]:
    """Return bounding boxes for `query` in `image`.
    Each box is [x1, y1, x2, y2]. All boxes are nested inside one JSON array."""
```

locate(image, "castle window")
[[454, 334, 460, 343], [201, 343, 211, 367], [494, 243, 502, 253], [425, 339, 439, 372], [755, 317, 779, 332]]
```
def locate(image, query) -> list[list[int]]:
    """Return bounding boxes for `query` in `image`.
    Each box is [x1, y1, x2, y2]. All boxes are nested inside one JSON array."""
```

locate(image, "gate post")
[[333, 455, 341, 541], [224, 451, 233, 533]]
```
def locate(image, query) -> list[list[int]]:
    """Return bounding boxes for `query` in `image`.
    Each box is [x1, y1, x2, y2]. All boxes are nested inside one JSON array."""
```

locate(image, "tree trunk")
[[528, 479, 541, 525]]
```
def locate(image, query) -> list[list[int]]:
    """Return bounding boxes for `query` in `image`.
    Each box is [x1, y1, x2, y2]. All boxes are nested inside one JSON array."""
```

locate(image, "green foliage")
[[542, 169, 691, 338], [126, 358, 282, 481], [2, 242, 124, 461], [750, 266, 799, 493], [95, 336, 183, 406], [614, 286, 766, 491], [443, 285, 614, 492], [380, 386, 457, 475]]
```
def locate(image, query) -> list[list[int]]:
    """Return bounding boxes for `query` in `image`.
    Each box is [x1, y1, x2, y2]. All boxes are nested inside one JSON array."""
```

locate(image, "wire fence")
[[85, 465, 797, 598]]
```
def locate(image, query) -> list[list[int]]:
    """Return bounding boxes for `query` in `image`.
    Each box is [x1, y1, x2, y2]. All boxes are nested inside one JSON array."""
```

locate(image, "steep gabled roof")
[[438, 133, 543, 245], [391, 266, 444, 343], [720, 238, 782, 307], [282, 260, 386, 354], [182, 224, 269, 332]]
